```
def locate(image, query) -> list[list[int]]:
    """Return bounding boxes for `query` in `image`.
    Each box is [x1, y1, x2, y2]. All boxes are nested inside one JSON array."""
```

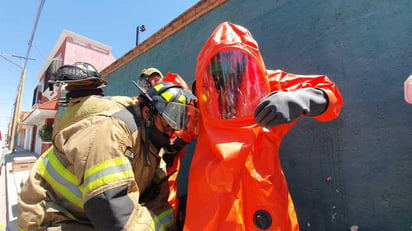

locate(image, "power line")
[[23, 0, 45, 69], [9, 0, 46, 152], [0, 53, 24, 69]]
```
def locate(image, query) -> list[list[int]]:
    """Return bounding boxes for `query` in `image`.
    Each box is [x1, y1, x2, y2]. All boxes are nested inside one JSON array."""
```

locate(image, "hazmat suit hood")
[[196, 21, 270, 127]]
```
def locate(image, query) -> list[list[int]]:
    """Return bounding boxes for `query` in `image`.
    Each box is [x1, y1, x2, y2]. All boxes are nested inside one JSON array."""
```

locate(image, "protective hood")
[[195, 21, 270, 126]]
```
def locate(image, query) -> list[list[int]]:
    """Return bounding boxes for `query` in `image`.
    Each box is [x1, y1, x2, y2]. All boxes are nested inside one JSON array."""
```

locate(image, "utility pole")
[[9, 68, 27, 152], [7, 0, 45, 152], [0, 53, 26, 150]]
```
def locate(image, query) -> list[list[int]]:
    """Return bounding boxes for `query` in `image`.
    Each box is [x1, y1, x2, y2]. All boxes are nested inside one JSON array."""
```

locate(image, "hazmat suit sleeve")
[[267, 69, 343, 121]]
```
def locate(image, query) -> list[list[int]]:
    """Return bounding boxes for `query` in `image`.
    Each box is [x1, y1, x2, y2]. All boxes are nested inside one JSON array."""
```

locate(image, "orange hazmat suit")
[[184, 22, 343, 230]]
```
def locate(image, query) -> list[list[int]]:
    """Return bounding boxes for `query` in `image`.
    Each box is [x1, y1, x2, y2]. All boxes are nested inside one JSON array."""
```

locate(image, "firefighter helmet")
[[55, 62, 107, 86], [139, 82, 199, 134]]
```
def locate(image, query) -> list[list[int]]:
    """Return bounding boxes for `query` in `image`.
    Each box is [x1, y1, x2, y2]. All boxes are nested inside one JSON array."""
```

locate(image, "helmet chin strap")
[[143, 110, 154, 167]]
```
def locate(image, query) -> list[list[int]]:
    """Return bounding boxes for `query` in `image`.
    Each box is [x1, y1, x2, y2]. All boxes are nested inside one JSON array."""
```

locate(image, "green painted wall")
[[105, 1, 412, 230]]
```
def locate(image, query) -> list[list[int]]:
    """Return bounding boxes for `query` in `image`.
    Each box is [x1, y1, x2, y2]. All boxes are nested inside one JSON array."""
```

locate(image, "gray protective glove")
[[254, 88, 329, 128]]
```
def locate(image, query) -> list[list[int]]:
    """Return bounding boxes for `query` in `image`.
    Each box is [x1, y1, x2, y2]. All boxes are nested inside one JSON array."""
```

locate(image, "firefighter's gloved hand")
[[254, 88, 329, 128], [162, 135, 190, 168]]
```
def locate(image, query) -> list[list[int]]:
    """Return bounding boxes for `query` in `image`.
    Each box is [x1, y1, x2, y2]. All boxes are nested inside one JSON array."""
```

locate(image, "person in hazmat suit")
[[183, 22, 343, 231], [17, 62, 199, 231], [138, 67, 197, 222]]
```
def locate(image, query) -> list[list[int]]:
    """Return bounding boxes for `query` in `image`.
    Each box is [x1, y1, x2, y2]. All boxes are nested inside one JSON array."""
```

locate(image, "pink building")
[[20, 30, 115, 154]]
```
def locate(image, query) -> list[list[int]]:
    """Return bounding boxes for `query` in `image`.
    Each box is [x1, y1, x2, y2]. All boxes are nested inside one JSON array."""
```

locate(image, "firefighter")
[[138, 67, 197, 223], [17, 62, 199, 231], [139, 67, 191, 94], [183, 22, 343, 230], [138, 67, 164, 91]]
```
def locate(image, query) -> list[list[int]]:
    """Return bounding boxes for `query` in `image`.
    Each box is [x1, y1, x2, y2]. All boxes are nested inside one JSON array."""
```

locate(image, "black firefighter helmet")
[[52, 62, 107, 89]]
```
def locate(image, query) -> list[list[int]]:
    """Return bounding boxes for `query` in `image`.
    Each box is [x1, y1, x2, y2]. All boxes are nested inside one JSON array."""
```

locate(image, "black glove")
[[139, 181, 160, 204], [162, 136, 187, 168], [254, 88, 329, 128]]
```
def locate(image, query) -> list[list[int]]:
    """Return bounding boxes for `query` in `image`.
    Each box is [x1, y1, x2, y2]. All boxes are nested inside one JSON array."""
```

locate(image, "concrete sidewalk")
[[1, 147, 39, 231]]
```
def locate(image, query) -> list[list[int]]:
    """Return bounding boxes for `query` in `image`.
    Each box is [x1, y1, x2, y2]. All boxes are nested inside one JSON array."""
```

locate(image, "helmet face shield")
[[138, 74, 162, 91], [160, 102, 199, 135], [140, 82, 200, 135], [202, 50, 269, 120]]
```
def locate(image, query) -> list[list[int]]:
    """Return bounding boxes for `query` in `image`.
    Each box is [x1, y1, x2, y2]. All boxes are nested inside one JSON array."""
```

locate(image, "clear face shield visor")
[[158, 101, 200, 136], [139, 73, 163, 92], [202, 50, 269, 120]]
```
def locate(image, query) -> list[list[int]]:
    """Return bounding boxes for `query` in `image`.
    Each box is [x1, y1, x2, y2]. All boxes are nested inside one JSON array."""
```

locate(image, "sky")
[[0, 0, 200, 136]]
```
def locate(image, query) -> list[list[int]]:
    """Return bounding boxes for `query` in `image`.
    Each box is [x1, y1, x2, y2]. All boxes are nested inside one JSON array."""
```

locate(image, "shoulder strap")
[[56, 96, 141, 138], [111, 105, 141, 133], [102, 96, 141, 133], [56, 96, 122, 134]]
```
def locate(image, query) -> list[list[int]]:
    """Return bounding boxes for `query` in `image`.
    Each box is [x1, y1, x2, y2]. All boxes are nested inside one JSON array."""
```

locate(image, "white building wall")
[[24, 126, 33, 151], [34, 124, 44, 155]]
